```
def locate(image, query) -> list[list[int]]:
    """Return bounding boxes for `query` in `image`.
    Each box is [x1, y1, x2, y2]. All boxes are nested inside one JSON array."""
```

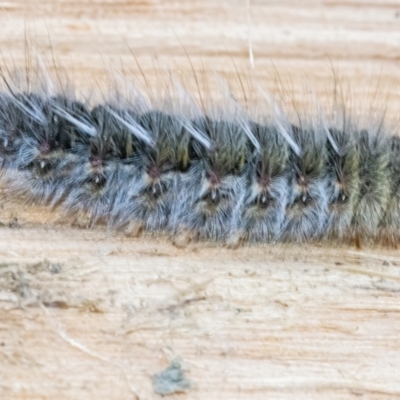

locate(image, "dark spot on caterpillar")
[[360, 179, 371, 196], [253, 193, 274, 209], [35, 159, 53, 177], [201, 189, 231, 205], [293, 192, 313, 206], [142, 182, 167, 200], [334, 191, 348, 204], [86, 174, 107, 190]]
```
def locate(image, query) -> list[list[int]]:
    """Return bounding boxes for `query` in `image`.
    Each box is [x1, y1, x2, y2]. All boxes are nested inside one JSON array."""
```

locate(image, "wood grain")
[[0, 1, 400, 399]]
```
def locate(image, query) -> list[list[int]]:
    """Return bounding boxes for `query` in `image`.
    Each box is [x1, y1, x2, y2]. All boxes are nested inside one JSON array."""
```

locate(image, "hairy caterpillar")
[[0, 63, 397, 247]]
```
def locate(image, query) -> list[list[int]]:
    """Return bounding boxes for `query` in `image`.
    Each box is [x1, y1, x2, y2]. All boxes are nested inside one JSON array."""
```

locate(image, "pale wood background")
[[1, 1, 400, 399]]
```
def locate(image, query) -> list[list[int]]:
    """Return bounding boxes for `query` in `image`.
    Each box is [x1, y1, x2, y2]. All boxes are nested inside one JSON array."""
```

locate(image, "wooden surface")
[[1, 1, 400, 399]]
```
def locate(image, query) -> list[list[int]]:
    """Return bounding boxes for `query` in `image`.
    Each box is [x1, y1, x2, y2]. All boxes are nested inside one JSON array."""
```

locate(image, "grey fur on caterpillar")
[[0, 78, 398, 247]]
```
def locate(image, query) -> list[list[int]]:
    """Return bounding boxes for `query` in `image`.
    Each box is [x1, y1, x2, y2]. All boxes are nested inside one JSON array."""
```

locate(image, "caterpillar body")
[[0, 71, 398, 247]]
